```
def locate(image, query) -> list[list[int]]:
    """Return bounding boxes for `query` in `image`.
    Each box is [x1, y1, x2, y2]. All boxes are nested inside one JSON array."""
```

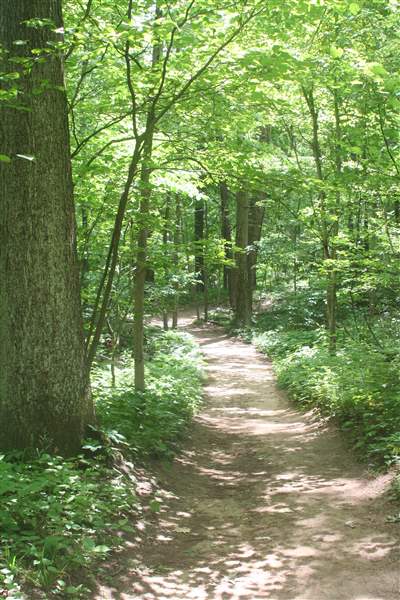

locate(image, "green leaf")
[[93, 545, 111, 554], [0, 154, 11, 163], [82, 538, 95, 551], [149, 499, 161, 513], [349, 2, 360, 15], [330, 45, 344, 59]]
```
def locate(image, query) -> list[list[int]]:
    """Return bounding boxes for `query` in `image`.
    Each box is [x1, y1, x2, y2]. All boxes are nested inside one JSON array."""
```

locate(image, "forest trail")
[[96, 319, 400, 600]]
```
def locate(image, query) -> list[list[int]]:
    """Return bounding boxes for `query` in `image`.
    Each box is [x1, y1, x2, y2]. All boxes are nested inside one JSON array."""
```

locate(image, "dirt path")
[[97, 320, 400, 600]]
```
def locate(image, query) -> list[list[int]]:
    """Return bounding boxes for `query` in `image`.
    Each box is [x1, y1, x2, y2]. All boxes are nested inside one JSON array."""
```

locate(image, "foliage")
[[94, 329, 204, 457], [0, 329, 203, 598], [0, 452, 137, 598], [3, 0, 400, 591], [248, 293, 400, 467], [208, 307, 233, 328], [391, 475, 400, 515]]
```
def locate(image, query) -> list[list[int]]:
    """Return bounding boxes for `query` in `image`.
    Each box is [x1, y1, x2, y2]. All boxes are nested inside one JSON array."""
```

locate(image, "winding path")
[[97, 320, 400, 600]]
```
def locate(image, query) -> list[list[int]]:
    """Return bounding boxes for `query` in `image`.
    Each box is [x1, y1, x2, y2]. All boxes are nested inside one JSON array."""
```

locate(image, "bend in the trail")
[[96, 319, 400, 600]]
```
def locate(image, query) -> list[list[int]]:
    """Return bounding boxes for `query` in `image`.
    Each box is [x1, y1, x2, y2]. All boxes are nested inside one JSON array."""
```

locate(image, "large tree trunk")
[[234, 191, 251, 326], [0, 1, 92, 454]]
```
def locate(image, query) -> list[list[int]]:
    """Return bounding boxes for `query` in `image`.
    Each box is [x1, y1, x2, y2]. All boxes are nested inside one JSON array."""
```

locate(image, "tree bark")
[[162, 199, 170, 330], [203, 200, 209, 322], [133, 123, 154, 392], [219, 181, 233, 296], [0, 0, 92, 454], [234, 191, 251, 326], [247, 194, 265, 311], [133, 1, 161, 392], [194, 198, 205, 293], [172, 196, 181, 328], [304, 85, 338, 354]]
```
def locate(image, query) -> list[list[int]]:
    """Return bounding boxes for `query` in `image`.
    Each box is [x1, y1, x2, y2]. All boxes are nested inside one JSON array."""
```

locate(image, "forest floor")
[[95, 316, 400, 600]]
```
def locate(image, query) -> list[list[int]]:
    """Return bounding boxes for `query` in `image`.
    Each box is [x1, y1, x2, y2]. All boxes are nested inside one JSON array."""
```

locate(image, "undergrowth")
[[209, 293, 400, 467], [0, 452, 137, 599], [0, 328, 203, 599], [93, 329, 204, 457]]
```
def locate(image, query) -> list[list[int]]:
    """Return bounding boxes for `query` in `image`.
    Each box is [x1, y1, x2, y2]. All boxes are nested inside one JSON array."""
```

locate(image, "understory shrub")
[[264, 337, 400, 464], [0, 452, 137, 599], [93, 329, 204, 457], [244, 291, 400, 467], [0, 329, 203, 598]]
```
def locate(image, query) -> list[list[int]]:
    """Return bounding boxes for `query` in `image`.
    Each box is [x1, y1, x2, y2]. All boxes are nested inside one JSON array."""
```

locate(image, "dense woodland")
[[1, 0, 400, 597]]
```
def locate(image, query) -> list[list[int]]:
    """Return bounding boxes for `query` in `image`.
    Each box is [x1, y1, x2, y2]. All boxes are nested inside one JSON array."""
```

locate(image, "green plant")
[[239, 295, 400, 467], [0, 328, 203, 597], [0, 452, 137, 597], [94, 329, 204, 457]]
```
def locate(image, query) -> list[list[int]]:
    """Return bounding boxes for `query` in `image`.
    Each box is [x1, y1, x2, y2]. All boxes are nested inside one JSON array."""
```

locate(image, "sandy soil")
[[95, 319, 400, 600]]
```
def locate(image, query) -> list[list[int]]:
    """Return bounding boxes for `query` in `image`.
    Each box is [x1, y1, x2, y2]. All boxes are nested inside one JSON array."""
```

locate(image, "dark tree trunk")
[[162, 200, 170, 330], [133, 125, 154, 392], [194, 198, 205, 293], [234, 191, 251, 326], [146, 268, 155, 283], [247, 195, 265, 311], [172, 196, 181, 329], [219, 181, 233, 296], [0, 0, 92, 454], [203, 200, 209, 322]]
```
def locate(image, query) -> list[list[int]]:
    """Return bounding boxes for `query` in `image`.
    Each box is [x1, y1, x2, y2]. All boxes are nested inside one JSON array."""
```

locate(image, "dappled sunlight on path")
[[95, 321, 399, 600]]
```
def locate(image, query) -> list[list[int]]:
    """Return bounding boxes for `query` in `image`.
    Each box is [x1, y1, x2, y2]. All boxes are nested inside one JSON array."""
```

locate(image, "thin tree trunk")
[[162, 199, 170, 330], [106, 318, 118, 388], [203, 200, 209, 322], [0, 0, 92, 454], [247, 194, 265, 312], [219, 181, 233, 295], [234, 191, 251, 326], [133, 2, 161, 391], [85, 141, 143, 370], [304, 85, 338, 353], [194, 197, 205, 293], [172, 196, 181, 328], [328, 88, 342, 353], [133, 123, 154, 392]]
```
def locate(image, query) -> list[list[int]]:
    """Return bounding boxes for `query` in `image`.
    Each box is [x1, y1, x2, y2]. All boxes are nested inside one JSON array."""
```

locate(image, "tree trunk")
[[247, 195, 265, 312], [0, 0, 92, 454], [162, 200, 170, 330], [219, 181, 233, 297], [172, 196, 181, 329], [304, 85, 338, 354], [194, 198, 205, 293], [203, 200, 209, 322], [133, 2, 161, 392], [234, 191, 251, 326], [133, 124, 154, 392]]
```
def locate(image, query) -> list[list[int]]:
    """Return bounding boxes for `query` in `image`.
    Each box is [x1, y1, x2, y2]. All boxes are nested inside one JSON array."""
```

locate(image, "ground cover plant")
[[212, 293, 400, 468], [0, 329, 203, 599], [2, 0, 400, 596], [210, 293, 400, 516]]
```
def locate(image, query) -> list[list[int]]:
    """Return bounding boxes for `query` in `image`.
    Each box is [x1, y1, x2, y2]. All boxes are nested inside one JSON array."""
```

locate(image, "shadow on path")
[[94, 321, 400, 600]]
